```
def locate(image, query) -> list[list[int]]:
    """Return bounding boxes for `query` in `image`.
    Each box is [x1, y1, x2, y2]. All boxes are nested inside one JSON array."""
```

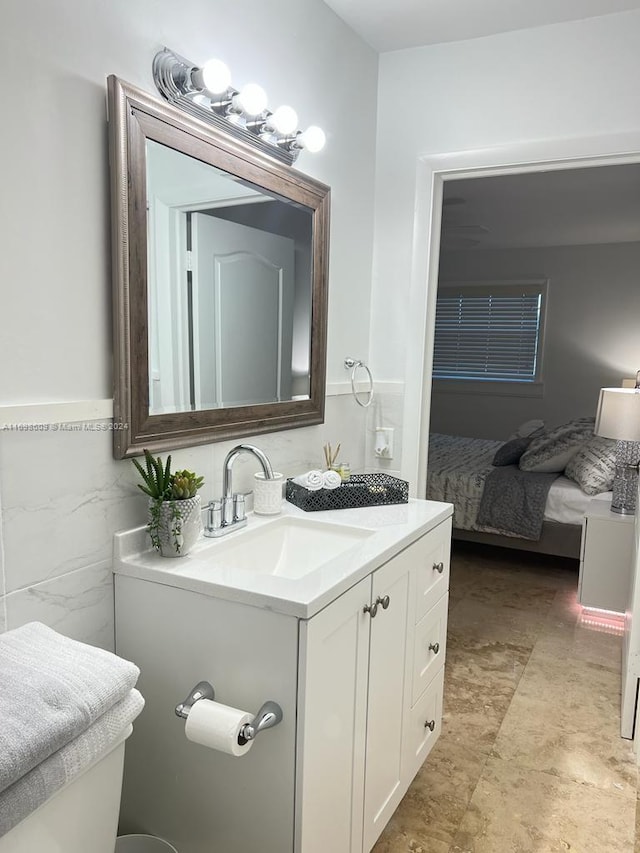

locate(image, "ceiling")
[[322, 0, 640, 52], [440, 163, 640, 251], [319, 1, 640, 248]]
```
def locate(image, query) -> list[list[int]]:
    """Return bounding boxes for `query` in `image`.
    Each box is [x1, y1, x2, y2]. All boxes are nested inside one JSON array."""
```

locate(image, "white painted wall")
[[371, 10, 640, 488], [431, 241, 640, 439], [0, 0, 378, 644], [5, 3, 640, 645]]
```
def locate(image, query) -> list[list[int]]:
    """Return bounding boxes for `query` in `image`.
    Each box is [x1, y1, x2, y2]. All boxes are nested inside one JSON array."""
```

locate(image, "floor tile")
[[538, 617, 623, 670], [372, 828, 451, 853], [442, 675, 514, 754], [383, 542, 637, 851], [395, 740, 489, 844], [452, 542, 578, 588], [492, 647, 636, 793], [450, 756, 635, 853], [447, 598, 547, 649], [460, 573, 558, 613], [446, 634, 531, 691]]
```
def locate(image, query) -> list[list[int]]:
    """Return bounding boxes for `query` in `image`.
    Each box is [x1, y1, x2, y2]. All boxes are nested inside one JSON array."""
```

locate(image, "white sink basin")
[[209, 516, 374, 579]]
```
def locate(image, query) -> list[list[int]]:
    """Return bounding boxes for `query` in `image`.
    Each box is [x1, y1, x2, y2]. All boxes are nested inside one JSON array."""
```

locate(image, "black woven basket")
[[286, 473, 409, 512]]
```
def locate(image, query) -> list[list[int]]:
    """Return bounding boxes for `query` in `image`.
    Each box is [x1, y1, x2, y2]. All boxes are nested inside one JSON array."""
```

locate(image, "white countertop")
[[113, 498, 453, 618]]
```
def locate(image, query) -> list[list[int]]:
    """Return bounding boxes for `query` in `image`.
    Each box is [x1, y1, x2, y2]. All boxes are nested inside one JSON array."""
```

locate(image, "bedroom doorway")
[[430, 164, 640, 442], [400, 132, 640, 498]]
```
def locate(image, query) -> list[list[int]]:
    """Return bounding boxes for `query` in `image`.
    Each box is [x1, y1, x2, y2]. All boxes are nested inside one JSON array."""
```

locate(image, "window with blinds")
[[433, 282, 545, 383]]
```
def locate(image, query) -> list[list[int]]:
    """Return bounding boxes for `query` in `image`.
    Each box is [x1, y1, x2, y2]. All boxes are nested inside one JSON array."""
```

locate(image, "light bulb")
[[298, 125, 326, 153], [191, 58, 231, 95], [270, 105, 298, 135], [200, 59, 231, 94], [234, 83, 268, 117]]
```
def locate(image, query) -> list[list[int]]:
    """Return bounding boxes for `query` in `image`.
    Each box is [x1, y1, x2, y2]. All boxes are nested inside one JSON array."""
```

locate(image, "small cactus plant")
[[132, 450, 204, 554]]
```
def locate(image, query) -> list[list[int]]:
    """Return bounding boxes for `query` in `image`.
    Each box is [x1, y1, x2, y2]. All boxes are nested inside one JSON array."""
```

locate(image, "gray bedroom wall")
[[430, 241, 640, 440]]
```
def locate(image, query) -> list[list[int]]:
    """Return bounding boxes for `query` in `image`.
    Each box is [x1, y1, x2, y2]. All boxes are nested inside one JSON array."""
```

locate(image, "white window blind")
[[433, 284, 544, 383]]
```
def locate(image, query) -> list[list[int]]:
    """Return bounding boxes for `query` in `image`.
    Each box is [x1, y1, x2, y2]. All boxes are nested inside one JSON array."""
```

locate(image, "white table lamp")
[[595, 387, 640, 514]]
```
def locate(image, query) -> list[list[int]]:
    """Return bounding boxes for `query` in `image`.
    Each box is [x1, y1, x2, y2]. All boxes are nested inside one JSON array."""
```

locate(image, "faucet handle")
[[234, 493, 246, 522], [222, 496, 234, 526], [207, 500, 222, 531]]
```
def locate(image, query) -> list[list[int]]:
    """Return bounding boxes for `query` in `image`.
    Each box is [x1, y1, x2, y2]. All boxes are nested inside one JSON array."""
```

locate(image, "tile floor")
[[373, 541, 638, 853]]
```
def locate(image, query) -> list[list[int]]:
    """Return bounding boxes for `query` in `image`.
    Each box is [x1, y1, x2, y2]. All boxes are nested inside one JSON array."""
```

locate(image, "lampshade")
[[595, 388, 640, 442]]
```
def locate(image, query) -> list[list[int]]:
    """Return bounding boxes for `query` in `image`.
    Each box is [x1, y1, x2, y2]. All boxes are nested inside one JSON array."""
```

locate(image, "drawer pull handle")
[[428, 642, 440, 654], [376, 594, 391, 610], [363, 602, 378, 618], [424, 719, 436, 732], [433, 561, 444, 574]]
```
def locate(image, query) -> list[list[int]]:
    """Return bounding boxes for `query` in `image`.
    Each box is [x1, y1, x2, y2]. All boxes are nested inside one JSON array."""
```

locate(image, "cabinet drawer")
[[414, 519, 451, 623], [403, 666, 444, 781], [411, 593, 448, 705]]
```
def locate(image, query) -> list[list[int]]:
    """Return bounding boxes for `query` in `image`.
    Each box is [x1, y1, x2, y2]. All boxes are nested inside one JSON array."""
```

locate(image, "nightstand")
[[579, 498, 635, 613]]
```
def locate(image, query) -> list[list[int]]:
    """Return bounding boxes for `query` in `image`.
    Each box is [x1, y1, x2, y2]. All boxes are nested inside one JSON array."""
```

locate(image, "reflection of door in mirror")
[[192, 213, 295, 408], [146, 139, 313, 416]]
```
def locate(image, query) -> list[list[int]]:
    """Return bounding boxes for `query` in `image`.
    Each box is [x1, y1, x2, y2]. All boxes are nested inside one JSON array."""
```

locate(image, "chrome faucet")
[[204, 444, 274, 538]]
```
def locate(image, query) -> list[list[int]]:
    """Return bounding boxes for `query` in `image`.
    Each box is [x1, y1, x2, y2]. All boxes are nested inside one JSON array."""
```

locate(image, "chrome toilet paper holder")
[[175, 680, 283, 743]]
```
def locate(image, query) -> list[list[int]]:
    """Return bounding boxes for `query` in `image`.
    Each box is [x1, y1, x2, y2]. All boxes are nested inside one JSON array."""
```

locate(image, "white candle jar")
[[253, 472, 284, 515]]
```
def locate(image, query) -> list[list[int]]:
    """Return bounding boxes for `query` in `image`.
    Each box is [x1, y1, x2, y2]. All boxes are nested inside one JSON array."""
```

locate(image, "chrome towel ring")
[[344, 357, 374, 408]]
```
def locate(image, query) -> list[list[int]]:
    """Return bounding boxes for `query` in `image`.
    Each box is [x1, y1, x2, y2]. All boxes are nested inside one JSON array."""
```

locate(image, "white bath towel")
[[0, 688, 144, 837], [293, 470, 325, 491], [0, 622, 140, 794], [322, 470, 342, 490]]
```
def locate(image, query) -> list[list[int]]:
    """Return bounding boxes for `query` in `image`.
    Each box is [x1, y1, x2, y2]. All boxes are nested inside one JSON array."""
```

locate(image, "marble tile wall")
[[0, 393, 368, 650]]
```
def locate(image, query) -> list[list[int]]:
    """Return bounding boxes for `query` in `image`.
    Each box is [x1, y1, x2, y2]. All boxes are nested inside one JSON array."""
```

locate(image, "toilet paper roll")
[[184, 699, 254, 757]]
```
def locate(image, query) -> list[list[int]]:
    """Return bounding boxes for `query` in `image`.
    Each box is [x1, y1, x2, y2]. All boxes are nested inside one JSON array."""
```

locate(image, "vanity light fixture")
[[152, 47, 326, 165]]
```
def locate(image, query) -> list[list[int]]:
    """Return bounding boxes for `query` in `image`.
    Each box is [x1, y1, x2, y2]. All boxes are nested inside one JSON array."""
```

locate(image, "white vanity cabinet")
[[296, 517, 451, 853], [114, 502, 452, 853]]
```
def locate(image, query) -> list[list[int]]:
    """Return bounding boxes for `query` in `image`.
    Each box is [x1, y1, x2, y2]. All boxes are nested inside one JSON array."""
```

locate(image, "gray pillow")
[[493, 437, 532, 466], [519, 418, 595, 473], [508, 419, 545, 440], [565, 435, 617, 495]]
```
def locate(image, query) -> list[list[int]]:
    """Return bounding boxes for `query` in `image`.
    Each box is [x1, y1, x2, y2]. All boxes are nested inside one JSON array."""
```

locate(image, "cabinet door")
[[363, 555, 412, 852], [404, 666, 445, 781], [414, 519, 452, 623], [410, 592, 448, 705], [296, 577, 371, 853], [580, 512, 634, 613]]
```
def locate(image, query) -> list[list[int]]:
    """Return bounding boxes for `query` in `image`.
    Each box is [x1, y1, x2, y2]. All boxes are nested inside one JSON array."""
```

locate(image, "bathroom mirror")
[[108, 76, 330, 458]]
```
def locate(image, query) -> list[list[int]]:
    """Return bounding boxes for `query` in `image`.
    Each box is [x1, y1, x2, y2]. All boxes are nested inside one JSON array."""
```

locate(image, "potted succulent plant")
[[132, 450, 204, 557]]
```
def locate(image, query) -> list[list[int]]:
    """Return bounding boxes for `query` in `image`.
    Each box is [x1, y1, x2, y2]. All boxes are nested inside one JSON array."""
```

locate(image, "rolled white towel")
[[293, 470, 325, 491], [322, 470, 342, 490]]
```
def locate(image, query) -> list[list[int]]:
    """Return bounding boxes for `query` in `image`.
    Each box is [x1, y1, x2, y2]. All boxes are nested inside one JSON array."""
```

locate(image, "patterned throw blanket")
[[427, 433, 502, 531], [476, 465, 560, 540], [427, 433, 557, 540]]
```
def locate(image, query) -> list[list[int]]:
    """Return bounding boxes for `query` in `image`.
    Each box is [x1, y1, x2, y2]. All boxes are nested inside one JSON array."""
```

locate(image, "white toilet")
[[0, 726, 131, 853]]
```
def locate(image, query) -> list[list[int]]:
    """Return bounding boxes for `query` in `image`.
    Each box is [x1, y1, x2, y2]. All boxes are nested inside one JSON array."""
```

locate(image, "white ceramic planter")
[[149, 496, 203, 557]]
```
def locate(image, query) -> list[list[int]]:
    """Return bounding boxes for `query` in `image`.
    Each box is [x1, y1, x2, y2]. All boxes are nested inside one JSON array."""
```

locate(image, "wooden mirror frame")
[[108, 76, 330, 459]]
